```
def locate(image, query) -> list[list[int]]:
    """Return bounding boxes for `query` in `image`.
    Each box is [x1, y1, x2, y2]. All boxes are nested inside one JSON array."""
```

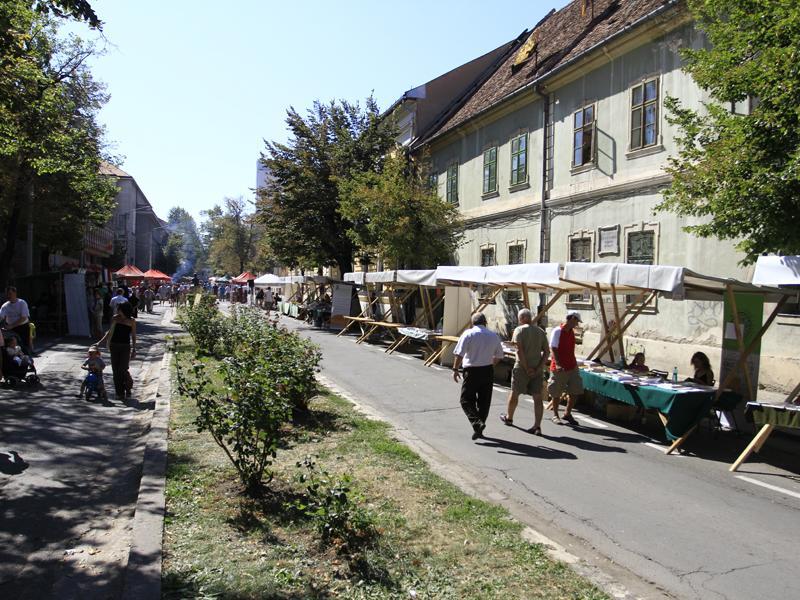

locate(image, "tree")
[[257, 97, 396, 274], [657, 0, 800, 264], [338, 152, 464, 268], [166, 207, 206, 278], [202, 197, 260, 275], [0, 2, 117, 289]]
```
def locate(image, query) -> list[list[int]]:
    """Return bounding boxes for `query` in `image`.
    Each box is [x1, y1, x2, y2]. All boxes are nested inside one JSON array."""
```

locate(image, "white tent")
[[253, 273, 283, 287], [752, 256, 800, 286]]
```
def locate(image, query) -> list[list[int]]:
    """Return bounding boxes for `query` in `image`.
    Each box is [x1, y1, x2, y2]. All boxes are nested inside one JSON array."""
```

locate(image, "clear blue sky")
[[73, 0, 564, 222]]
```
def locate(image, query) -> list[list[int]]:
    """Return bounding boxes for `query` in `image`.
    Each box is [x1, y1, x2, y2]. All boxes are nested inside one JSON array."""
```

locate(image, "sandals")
[[562, 413, 578, 425], [499, 414, 514, 426], [526, 426, 542, 436], [551, 415, 564, 425]]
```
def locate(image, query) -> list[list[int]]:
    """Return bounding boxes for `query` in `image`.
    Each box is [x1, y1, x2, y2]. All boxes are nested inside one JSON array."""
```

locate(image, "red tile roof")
[[424, 0, 676, 143]]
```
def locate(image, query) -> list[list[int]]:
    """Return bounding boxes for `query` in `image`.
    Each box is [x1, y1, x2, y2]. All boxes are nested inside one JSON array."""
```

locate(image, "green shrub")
[[287, 456, 377, 553], [175, 355, 290, 493], [181, 295, 226, 355], [175, 306, 322, 493]]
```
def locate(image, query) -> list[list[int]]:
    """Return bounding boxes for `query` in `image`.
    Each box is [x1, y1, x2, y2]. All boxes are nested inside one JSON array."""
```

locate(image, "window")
[[573, 105, 595, 167], [480, 247, 496, 267], [630, 79, 658, 150], [626, 229, 656, 306], [568, 237, 592, 303], [428, 172, 438, 192], [627, 231, 655, 265], [482, 147, 497, 194], [446, 164, 458, 204], [508, 244, 525, 265], [510, 134, 527, 185]]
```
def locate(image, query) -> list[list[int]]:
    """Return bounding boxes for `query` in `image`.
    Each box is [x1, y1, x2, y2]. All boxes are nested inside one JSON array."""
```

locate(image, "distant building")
[[100, 162, 167, 271]]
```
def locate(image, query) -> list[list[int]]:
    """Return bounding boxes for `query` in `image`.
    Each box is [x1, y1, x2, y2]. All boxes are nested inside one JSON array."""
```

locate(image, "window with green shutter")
[[573, 105, 595, 167], [446, 164, 458, 204], [630, 79, 658, 150], [482, 147, 497, 194], [510, 134, 527, 186]]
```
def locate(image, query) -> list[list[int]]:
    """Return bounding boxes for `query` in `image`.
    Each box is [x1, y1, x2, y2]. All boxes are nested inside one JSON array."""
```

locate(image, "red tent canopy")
[[114, 264, 145, 278], [142, 268, 172, 281], [231, 271, 256, 284]]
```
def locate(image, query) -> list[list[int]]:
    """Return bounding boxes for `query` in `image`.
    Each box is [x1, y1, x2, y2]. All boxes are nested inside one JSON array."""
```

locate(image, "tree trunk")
[[0, 172, 28, 290]]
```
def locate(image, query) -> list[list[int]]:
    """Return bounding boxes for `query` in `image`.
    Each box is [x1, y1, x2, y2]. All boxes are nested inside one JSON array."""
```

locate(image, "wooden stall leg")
[[665, 424, 698, 455], [729, 424, 774, 472]]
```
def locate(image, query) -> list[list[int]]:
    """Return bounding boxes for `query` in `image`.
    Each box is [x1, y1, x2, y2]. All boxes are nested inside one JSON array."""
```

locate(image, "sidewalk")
[[0, 308, 180, 600]]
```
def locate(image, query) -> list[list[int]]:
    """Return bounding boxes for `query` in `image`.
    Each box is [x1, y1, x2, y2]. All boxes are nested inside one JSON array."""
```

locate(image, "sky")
[[70, 0, 565, 223]]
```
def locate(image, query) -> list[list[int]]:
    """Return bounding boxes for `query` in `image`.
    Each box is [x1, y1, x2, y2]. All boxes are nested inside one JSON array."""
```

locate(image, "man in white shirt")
[[1, 286, 32, 353], [109, 288, 128, 316], [264, 287, 274, 311], [452, 312, 504, 440]]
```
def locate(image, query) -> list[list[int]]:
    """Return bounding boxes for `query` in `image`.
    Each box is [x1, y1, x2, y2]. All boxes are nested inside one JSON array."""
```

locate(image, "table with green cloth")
[[731, 402, 800, 471], [579, 369, 740, 441]]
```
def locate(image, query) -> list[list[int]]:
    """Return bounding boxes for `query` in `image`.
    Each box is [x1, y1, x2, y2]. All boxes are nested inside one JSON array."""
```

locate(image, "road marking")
[[571, 414, 609, 429], [644, 442, 669, 453], [736, 475, 800, 500]]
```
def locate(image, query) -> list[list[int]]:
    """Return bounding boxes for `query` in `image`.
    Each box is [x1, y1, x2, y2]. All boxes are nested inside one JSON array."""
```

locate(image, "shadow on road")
[[477, 435, 577, 460]]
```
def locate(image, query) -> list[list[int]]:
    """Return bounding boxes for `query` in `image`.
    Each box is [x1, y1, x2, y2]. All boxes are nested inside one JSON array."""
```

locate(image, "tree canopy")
[[658, 0, 800, 264], [202, 197, 263, 275], [338, 152, 463, 268], [257, 98, 396, 274], [0, 0, 116, 288]]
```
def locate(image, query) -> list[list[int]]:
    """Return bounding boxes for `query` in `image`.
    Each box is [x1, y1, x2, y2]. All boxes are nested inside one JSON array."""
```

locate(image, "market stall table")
[[730, 401, 800, 471], [579, 365, 741, 449]]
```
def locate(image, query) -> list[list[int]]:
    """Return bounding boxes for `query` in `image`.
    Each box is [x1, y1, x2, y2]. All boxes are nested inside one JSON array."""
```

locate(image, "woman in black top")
[[688, 351, 715, 386], [98, 301, 137, 399]]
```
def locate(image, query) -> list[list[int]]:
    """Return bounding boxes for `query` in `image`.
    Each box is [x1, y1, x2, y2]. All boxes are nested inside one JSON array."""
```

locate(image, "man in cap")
[[548, 310, 584, 425], [452, 312, 504, 440]]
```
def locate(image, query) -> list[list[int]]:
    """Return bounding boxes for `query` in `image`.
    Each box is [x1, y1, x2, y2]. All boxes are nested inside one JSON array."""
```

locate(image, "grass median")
[[163, 338, 608, 599]]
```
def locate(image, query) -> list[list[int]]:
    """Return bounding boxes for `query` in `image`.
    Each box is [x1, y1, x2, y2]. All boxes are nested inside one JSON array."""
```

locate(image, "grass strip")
[[162, 339, 609, 599]]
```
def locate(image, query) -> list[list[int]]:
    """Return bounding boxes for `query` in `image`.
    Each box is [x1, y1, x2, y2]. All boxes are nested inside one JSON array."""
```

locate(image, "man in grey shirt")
[[500, 308, 550, 435]]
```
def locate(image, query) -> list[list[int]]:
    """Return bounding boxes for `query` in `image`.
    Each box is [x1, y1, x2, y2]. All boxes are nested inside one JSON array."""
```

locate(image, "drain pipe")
[[537, 85, 552, 326]]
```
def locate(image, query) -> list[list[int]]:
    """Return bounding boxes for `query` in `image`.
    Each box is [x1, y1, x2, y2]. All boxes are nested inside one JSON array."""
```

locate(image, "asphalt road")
[[0, 308, 178, 600], [286, 319, 800, 600]]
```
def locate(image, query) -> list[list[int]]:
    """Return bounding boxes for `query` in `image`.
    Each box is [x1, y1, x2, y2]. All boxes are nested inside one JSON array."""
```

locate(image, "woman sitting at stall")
[[687, 351, 715, 386], [627, 352, 649, 373]]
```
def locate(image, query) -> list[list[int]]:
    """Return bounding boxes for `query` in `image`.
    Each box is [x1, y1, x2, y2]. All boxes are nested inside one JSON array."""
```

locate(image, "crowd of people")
[[452, 308, 715, 441]]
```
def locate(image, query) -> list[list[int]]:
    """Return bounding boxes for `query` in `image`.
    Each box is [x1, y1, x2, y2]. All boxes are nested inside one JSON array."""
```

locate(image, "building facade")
[[414, 0, 799, 392]]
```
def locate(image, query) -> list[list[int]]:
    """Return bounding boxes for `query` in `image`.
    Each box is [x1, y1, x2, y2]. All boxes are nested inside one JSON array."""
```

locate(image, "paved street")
[[285, 318, 800, 600], [0, 307, 178, 600]]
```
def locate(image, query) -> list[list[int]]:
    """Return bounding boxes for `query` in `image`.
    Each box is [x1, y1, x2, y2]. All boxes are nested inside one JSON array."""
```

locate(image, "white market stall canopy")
[[434, 263, 561, 288], [752, 256, 800, 287], [253, 273, 283, 286], [343, 270, 439, 287], [562, 262, 790, 302]]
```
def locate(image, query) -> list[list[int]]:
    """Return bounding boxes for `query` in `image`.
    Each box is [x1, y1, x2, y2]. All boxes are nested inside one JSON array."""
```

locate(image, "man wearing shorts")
[[549, 310, 583, 425], [500, 308, 550, 435]]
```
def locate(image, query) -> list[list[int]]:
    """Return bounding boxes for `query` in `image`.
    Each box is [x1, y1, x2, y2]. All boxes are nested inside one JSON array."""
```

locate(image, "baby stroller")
[[1, 328, 39, 387]]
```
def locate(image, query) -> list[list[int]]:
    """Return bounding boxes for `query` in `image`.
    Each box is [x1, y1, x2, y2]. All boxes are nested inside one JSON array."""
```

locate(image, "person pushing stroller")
[[79, 345, 107, 401]]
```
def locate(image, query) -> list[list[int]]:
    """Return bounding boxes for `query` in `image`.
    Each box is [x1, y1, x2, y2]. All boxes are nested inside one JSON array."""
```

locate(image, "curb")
[[121, 347, 172, 600]]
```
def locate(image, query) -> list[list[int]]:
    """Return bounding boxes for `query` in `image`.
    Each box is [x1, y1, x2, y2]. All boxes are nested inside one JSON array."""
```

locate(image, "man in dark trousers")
[[452, 312, 504, 440]]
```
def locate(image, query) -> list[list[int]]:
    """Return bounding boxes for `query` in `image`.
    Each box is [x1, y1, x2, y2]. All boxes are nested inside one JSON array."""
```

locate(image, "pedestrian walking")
[[500, 308, 550, 435], [452, 312, 504, 440], [109, 288, 127, 316], [90, 288, 104, 339], [97, 301, 137, 400], [548, 310, 584, 425]]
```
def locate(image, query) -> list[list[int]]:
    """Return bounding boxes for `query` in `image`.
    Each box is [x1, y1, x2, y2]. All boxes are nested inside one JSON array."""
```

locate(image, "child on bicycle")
[[79, 345, 107, 400]]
